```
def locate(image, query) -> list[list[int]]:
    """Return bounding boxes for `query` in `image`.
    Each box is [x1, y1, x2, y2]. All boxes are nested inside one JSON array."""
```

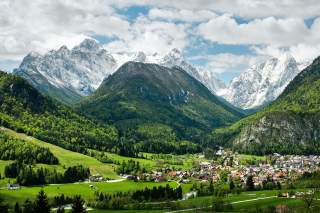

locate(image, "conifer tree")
[[33, 189, 50, 213], [71, 195, 86, 213]]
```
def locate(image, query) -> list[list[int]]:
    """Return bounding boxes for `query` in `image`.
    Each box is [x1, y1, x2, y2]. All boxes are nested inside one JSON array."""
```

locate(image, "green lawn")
[[174, 189, 315, 212], [0, 127, 118, 179], [90, 151, 199, 171], [237, 154, 267, 165], [0, 180, 178, 207], [89, 210, 164, 213]]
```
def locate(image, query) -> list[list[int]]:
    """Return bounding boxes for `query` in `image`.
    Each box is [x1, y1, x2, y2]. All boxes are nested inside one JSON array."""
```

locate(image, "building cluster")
[[195, 153, 320, 187], [125, 152, 320, 187]]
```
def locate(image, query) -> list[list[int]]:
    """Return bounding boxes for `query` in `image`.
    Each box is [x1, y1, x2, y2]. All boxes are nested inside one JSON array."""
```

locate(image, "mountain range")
[[13, 39, 225, 106], [1, 38, 319, 155], [13, 39, 308, 110]]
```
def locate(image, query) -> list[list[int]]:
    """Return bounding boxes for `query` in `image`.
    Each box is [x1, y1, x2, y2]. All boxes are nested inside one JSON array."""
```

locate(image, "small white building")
[[7, 184, 20, 190]]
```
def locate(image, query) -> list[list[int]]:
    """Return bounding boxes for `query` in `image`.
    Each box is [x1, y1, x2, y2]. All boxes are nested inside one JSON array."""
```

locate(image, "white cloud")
[[112, 0, 320, 19], [252, 44, 320, 64], [198, 15, 310, 46], [191, 53, 266, 75], [0, 0, 190, 63], [0, 0, 319, 75], [104, 16, 190, 55], [0, 0, 130, 60], [148, 8, 217, 22]]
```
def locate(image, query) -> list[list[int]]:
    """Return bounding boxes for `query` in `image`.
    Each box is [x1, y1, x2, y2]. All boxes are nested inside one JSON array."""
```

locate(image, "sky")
[[0, 0, 320, 83]]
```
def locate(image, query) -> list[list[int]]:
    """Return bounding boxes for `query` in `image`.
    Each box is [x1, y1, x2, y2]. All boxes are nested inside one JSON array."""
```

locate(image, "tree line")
[[4, 162, 90, 186], [0, 190, 87, 213], [0, 134, 58, 164], [116, 160, 146, 175], [91, 184, 183, 210]]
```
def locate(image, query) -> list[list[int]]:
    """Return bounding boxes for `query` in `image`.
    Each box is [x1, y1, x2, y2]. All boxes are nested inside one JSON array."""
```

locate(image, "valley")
[[0, 10, 319, 211], [1, 125, 320, 212]]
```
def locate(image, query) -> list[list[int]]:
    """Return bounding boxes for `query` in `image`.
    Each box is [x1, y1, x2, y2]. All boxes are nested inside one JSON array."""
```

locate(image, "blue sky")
[[0, 0, 319, 84]]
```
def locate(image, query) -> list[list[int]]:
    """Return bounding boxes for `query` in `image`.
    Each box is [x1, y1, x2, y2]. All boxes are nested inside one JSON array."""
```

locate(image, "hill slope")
[[211, 56, 320, 154], [79, 62, 244, 142], [0, 71, 118, 153], [0, 127, 118, 178]]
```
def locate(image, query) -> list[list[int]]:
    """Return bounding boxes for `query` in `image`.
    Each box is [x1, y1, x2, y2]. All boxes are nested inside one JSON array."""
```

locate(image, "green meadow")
[[0, 127, 118, 179], [0, 180, 178, 206]]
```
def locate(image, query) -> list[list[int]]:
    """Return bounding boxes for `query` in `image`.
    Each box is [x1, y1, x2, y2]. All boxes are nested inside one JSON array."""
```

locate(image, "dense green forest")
[[0, 134, 58, 164], [91, 185, 183, 210], [0, 71, 117, 153], [4, 162, 90, 185], [0, 71, 204, 155]]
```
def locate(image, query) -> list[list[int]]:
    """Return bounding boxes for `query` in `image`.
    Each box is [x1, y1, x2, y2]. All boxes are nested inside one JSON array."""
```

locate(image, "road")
[[165, 196, 277, 213]]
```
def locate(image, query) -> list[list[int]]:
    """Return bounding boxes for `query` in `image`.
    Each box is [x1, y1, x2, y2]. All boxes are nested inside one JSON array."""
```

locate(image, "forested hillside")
[[0, 71, 118, 154], [209, 56, 320, 155], [79, 62, 244, 151]]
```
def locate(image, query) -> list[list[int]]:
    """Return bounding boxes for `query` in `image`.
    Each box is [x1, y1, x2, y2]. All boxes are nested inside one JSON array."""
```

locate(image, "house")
[[278, 192, 289, 198], [89, 175, 105, 182], [180, 179, 190, 184], [7, 184, 20, 190]]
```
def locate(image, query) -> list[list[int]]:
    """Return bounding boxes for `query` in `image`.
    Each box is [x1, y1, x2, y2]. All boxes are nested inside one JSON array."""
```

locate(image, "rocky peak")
[[132, 51, 147, 63], [21, 52, 41, 63], [56, 45, 70, 57], [74, 38, 100, 52], [221, 53, 301, 109], [162, 48, 184, 63]]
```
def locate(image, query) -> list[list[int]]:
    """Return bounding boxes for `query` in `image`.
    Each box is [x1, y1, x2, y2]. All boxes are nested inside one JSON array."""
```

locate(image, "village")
[[8, 149, 320, 192], [110, 149, 320, 189]]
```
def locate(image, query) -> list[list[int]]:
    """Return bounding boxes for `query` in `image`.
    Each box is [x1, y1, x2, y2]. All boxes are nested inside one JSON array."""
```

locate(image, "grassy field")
[[0, 127, 118, 179], [0, 127, 203, 180], [89, 210, 164, 213], [237, 154, 267, 165], [0, 180, 178, 206], [83, 189, 313, 212], [90, 150, 200, 171]]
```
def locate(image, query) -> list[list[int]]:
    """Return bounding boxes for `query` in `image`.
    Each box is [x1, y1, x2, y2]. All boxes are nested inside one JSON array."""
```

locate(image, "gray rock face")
[[233, 112, 320, 154]]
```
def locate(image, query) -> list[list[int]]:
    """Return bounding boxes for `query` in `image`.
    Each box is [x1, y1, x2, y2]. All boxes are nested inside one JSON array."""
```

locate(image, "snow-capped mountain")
[[14, 39, 117, 97], [218, 53, 305, 109], [109, 48, 226, 94], [13, 39, 225, 104], [158, 48, 226, 94]]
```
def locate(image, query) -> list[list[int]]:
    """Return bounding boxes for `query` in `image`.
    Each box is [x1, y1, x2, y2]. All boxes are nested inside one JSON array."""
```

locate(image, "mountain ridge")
[[13, 39, 226, 105], [79, 61, 244, 142]]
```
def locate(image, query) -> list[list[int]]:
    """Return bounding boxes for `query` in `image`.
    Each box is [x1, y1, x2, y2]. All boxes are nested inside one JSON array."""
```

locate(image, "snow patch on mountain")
[[14, 39, 226, 100], [157, 48, 226, 94], [110, 48, 226, 94], [14, 39, 117, 96], [219, 53, 306, 109]]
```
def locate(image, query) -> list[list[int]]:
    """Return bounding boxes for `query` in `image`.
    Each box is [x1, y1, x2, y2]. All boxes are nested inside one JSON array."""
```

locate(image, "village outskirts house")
[[7, 183, 20, 190]]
